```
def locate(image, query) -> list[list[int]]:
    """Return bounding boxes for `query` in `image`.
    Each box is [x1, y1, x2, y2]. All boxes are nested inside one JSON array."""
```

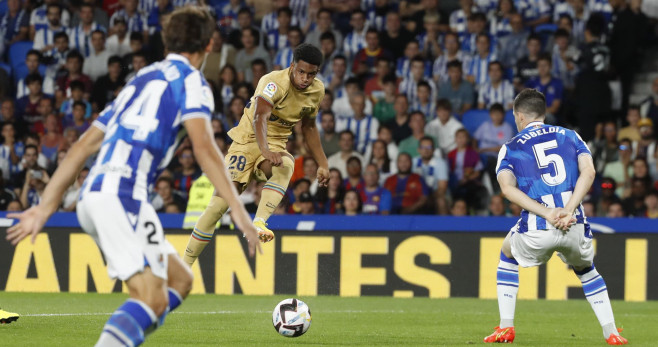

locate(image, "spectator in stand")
[[29, 0, 70, 40], [325, 55, 349, 98], [343, 156, 365, 194], [361, 163, 392, 215], [425, 99, 464, 155], [514, 34, 541, 91], [634, 118, 656, 166], [147, 0, 172, 34], [109, 0, 148, 44], [221, 96, 245, 130], [249, 58, 267, 89], [0, 173, 18, 210], [33, 4, 66, 53], [56, 50, 93, 99], [19, 160, 50, 209], [365, 58, 393, 103], [623, 177, 649, 216], [273, 26, 302, 70], [214, 65, 237, 114], [327, 130, 364, 178], [260, 0, 299, 34], [589, 121, 619, 173], [71, 0, 108, 30], [305, 8, 342, 49], [60, 80, 91, 128], [343, 9, 367, 61], [17, 50, 55, 99], [432, 32, 469, 84], [573, 15, 611, 141], [384, 95, 412, 145], [91, 55, 123, 112], [396, 41, 428, 82], [372, 76, 397, 124], [151, 176, 186, 213], [450, 0, 478, 38], [61, 127, 79, 151], [497, 12, 528, 70], [287, 178, 311, 214], [438, 60, 474, 116], [384, 152, 429, 214], [398, 111, 435, 157], [488, 194, 507, 216], [618, 106, 641, 142], [106, 17, 131, 57], [70, 101, 90, 134], [478, 61, 515, 110], [551, 28, 579, 92], [24, 133, 49, 169], [490, 0, 515, 39], [11, 144, 44, 191], [301, 157, 319, 195], [266, 7, 293, 54], [15, 74, 51, 133], [413, 135, 449, 214], [318, 32, 339, 78], [319, 111, 340, 157], [173, 148, 201, 199], [367, 138, 397, 185], [473, 103, 514, 192], [602, 138, 633, 197], [417, 13, 442, 60], [516, 0, 551, 28], [235, 27, 270, 83], [380, 11, 415, 61], [461, 13, 488, 55], [69, 3, 106, 58], [228, 8, 260, 49], [335, 93, 379, 154], [293, 192, 314, 215], [607, 201, 626, 217], [124, 50, 147, 82], [644, 190, 658, 218], [466, 33, 496, 89], [627, 157, 653, 197], [640, 77, 658, 128], [399, 56, 437, 106], [525, 53, 563, 122], [34, 98, 55, 136], [341, 189, 362, 216], [1, 0, 29, 47], [450, 198, 469, 216], [43, 31, 71, 76], [60, 167, 89, 212], [0, 123, 24, 182], [40, 113, 64, 165], [83, 30, 111, 81], [315, 168, 345, 214], [448, 128, 485, 209], [202, 30, 235, 88], [410, 81, 436, 122]]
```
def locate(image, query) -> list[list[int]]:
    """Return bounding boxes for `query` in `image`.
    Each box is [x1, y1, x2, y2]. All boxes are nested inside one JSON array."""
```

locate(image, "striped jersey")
[[68, 23, 106, 57], [82, 54, 214, 202], [335, 115, 379, 155], [496, 122, 591, 233]]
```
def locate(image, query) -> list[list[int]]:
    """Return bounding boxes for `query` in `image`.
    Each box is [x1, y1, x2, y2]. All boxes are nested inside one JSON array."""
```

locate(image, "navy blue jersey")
[[82, 54, 214, 202], [496, 122, 592, 232]]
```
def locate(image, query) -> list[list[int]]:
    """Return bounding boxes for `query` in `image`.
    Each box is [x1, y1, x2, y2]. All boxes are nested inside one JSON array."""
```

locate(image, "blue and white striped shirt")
[[343, 27, 367, 60], [399, 78, 437, 106], [68, 23, 105, 57], [29, 5, 70, 33], [514, 0, 551, 22], [467, 52, 496, 88], [267, 29, 288, 52], [33, 25, 66, 51], [81, 53, 214, 202], [410, 100, 437, 122], [274, 47, 294, 69], [335, 115, 379, 155], [138, 0, 157, 14], [110, 10, 148, 33], [432, 51, 470, 83], [478, 80, 515, 109], [490, 16, 512, 38], [260, 11, 299, 34], [396, 57, 433, 80], [449, 8, 478, 37], [496, 122, 591, 233]]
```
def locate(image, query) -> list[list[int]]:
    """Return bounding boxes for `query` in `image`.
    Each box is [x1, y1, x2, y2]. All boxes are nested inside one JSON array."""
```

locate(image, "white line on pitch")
[[23, 309, 404, 317]]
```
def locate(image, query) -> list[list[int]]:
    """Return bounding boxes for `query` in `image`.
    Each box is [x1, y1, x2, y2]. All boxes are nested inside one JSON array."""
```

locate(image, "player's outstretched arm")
[[184, 117, 262, 257], [301, 115, 329, 187], [6, 127, 105, 246], [556, 154, 596, 229], [252, 96, 282, 166], [498, 170, 564, 228]]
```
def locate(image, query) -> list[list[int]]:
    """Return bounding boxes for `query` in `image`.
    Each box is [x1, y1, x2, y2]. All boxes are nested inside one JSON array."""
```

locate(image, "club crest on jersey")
[[300, 107, 315, 117], [263, 82, 277, 97]]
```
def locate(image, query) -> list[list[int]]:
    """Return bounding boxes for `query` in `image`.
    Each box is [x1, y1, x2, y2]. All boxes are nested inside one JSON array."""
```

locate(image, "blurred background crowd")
[[1, 0, 658, 218]]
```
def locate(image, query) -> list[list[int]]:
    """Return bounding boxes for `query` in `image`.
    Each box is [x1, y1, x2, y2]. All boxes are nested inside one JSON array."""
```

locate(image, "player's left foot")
[[484, 326, 515, 343], [0, 308, 19, 324], [254, 219, 274, 243], [606, 334, 628, 345]]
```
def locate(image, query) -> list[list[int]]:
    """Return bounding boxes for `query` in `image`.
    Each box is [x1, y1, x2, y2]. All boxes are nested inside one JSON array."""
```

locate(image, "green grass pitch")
[[1, 292, 656, 346]]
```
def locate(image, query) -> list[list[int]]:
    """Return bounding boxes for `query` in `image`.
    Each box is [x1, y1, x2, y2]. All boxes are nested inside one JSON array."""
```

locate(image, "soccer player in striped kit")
[[485, 89, 627, 345]]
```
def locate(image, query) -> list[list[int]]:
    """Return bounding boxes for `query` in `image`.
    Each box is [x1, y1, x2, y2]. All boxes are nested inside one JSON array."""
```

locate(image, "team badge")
[[300, 106, 315, 117], [263, 82, 278, 97]]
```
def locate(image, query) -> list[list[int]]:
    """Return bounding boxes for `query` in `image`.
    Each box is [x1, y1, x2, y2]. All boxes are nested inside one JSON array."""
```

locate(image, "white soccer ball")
[[272, 298, 312, 337]]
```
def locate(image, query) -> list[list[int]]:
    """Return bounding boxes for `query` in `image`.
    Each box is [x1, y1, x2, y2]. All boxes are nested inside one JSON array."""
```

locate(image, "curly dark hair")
[[293, 43, 323, 67]]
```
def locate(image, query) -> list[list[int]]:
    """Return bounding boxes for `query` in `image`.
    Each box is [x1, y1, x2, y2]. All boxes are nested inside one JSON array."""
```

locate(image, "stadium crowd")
[[1, 0, 658, 218]]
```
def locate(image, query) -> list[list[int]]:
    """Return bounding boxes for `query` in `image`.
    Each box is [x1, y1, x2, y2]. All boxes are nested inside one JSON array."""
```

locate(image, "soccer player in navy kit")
[[484, 89, 627, 345]]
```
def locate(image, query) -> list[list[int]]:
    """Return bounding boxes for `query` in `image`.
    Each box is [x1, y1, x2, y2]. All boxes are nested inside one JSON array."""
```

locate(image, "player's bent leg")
[[572, 265, 627, 344], [166, 254, 193, 314], [183, 184, 241, 266], [253, 154, 294, 243], [96, 268, 168, 347]]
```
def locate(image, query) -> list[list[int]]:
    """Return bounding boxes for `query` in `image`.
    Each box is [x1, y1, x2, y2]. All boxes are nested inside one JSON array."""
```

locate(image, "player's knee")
[[142, 288, 169, 317], [174, 264, 194, 298]]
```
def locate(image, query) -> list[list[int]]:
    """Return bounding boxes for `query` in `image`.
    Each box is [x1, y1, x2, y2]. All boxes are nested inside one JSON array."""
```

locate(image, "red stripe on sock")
[[191, 234, 211, 242]]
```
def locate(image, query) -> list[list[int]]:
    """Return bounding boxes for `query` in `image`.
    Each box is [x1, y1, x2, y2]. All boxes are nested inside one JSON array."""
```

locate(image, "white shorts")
[[77, 192, 177, 281], [509, 223, 594, 268]]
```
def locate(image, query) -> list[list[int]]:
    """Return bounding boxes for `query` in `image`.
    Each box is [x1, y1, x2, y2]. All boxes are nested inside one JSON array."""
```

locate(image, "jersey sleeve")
[[570, 130, 592, 157], [92, 104, 114, 132], [254, 73, 284, 106], [379, 189, 392, 214], [495, 144, 514, 176], [180, 70, 214, 122]]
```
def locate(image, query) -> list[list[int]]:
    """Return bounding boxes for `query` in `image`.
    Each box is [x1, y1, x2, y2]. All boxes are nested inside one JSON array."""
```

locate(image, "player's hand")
[[545, 208, 563, 228], [6, 206, 49, 246], [230, 211, 263, 257], [263, 150, 283, 167], [316, 167, 330, 187], [555, 210, 577, 231]]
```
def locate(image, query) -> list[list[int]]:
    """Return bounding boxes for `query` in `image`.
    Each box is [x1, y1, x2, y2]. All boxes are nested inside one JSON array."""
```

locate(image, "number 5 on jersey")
[[532, 140, 566, 186]]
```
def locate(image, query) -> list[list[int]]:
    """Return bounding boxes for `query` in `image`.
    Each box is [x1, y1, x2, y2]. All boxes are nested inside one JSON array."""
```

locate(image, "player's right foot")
[[254, 219, 274, 243], [606, 334, 628, 345], [0, 309, 19, 324], [484, 326, 515, 343]]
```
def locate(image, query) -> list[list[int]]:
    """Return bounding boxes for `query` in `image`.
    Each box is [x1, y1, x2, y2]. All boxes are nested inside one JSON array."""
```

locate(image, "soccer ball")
[[272, 298, 312, 337]]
